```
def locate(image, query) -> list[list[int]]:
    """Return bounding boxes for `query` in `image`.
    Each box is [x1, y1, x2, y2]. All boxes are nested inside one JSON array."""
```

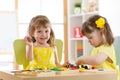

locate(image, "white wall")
[[99, 0, 120, 36]]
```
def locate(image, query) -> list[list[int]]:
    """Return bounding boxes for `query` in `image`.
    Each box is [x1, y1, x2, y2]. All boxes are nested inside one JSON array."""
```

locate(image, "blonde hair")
[[28, 15, 55, 47], [82, 15, 114, 45]]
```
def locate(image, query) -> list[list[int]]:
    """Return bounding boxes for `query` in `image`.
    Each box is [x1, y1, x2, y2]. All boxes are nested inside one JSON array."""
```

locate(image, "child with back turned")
[[24, 15, 68, 70], [75, 15, 120, 78]]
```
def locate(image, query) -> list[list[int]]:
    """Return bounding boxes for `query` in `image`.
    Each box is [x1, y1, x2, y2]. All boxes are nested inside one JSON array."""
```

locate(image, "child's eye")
[[90, 37, 93, 39], [45, 30, 49, 33], [88, 37, 92, 39], [38, 30, 41, 33]]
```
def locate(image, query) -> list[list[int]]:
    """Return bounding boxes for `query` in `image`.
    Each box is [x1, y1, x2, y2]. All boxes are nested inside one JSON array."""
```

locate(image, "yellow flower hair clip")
[[95, 17, 105, 29]]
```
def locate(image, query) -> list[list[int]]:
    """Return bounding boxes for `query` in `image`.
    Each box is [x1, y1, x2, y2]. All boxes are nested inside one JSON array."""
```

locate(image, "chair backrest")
[[55, 39, 63, 62], [13, 39, 63, 69], [13, 39, 29, 69], [113, 36, 120, 67]]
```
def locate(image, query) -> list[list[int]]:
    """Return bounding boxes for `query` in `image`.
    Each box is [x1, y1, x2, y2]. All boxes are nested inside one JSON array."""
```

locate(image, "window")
[[18, 0, 64, 42], [0, 0, 15, 11], [0, 0, 16, 70]]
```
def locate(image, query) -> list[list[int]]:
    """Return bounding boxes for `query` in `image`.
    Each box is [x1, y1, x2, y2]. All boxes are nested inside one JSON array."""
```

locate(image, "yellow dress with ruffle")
[[26, 47, 56, 70]]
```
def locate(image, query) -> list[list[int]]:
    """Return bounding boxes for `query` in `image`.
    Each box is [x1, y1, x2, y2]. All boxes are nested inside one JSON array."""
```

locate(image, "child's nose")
[[42, 32, 46, 36]]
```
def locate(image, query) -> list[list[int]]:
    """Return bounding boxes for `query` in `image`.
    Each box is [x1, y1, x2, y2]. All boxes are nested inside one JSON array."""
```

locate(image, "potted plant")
[[74, 2, 81, 14]]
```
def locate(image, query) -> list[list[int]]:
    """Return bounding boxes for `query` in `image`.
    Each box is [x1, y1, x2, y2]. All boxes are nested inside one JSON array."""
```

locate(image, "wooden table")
[[0, 69, 117, 80]]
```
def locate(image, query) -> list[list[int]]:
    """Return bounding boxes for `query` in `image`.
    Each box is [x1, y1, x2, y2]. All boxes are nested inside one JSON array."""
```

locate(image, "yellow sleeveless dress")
[[26, 47, 56, 70]]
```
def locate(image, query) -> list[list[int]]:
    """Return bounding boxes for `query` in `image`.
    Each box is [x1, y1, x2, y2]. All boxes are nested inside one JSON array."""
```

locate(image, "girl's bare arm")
[[75, 52, 108, 65], [24, 36, 34, 61], [54, 46, 62, 67], [26, 45, 33, 61]]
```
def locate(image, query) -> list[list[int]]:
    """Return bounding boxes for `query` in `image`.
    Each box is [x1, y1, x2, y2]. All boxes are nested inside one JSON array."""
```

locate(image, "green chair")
[[13, 39, 63, 69], [13, 39, 29, 69], [113, 36, 120, 69], [55, 39, 63, 62]]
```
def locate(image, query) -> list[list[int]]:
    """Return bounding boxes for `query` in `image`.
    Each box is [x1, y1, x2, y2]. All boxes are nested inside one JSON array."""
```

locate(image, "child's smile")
[[34, 27, 51, 44]]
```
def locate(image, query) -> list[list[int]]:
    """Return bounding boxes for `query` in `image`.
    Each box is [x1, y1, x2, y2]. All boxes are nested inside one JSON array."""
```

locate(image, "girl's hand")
[[75, 57, 83, 66], [63, 61, 71, 68], [24, 36, 33, 46]]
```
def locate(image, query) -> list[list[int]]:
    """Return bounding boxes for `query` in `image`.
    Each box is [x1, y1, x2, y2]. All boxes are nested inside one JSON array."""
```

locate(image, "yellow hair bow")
[[95, 17, 105, 29]]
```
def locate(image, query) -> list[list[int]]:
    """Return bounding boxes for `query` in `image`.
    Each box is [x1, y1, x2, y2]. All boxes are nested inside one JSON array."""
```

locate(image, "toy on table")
[[80, 64, 90, 69], [79, 64, 96, 72], [64, 63, 79, 70], [34, 66, 48, 71], [51, 67, 63, 71], [69, 64, 79, 70], [79, 64, 89, 72]]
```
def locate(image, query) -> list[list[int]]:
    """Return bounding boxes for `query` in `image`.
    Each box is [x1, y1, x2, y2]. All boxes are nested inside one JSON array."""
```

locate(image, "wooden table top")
[[0, 69, 117, 80]]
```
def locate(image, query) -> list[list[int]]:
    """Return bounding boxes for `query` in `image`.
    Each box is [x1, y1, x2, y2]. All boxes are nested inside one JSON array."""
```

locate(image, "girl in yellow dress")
[[75, 15, 120, 78], [24, 15, 68, 70]]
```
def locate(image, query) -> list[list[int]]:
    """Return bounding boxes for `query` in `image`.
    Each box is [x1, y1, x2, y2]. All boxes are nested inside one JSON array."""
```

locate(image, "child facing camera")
[[24, 15, 68, 70]]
